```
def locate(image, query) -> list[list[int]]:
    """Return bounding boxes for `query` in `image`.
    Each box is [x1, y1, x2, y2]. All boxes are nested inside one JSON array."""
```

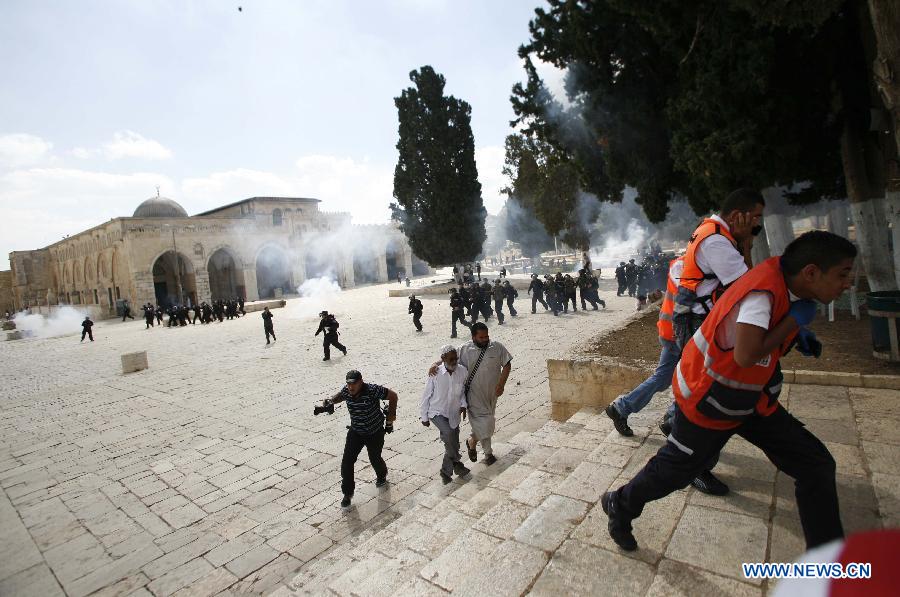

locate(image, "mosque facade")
[[7, 196, 428, 315]]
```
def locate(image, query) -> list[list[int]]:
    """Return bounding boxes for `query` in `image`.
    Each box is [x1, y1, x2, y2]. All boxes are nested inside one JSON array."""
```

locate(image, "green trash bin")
[[868, 291, 900, 361]]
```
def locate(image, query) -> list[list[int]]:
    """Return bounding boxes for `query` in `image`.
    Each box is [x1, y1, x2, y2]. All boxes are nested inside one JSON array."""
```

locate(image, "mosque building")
[[6, 195, 428, 315]]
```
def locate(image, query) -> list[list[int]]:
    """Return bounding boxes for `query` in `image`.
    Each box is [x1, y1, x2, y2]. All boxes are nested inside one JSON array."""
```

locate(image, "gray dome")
[[132, 197, 189, 218]]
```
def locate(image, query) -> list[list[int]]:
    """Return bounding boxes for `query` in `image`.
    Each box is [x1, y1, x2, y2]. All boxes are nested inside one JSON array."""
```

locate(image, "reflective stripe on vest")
[[674, 219, 737, 314], [656, 258, 682, 342], [672, 257, 797, 431]]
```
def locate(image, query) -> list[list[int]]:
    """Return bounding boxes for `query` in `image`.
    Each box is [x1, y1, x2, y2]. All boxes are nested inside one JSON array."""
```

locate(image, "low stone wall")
[[547, 358, 653, 421], [243, 299, 286, 313], [547, 358, 900, 422]]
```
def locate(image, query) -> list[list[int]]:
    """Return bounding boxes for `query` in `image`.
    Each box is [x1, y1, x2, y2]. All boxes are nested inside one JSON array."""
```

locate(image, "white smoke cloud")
[[0, 133, 54, 167], [12, 305, 87, 339]]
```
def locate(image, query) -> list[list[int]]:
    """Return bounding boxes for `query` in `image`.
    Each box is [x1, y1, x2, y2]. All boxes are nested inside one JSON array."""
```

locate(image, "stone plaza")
[[0, 278, 897, 596]]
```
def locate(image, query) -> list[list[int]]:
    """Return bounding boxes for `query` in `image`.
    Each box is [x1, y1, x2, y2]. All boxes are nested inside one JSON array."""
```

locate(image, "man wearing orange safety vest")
[[606, 188, 765, 496], [602, 231, 855, 552]]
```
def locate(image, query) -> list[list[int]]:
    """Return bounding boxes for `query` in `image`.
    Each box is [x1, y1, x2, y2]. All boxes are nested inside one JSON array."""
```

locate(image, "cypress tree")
[[391, 66, 487, 266]]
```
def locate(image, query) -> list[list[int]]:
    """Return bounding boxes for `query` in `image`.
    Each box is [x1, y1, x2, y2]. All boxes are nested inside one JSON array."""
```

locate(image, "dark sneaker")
[[323, 357, 330, 361], [453, 463, 471, 477], [440, 471, 452, 485], [342, 348, 348, 356], [483, 454, 497, 466], [340, 495, 352, 508], [466, 438, 477, 462], [605, 404, 634, 437], [691, 471, 729, 496], [658, 415, 672, 437], [601, 491, 638, 551], [375, 477, 388, 488]]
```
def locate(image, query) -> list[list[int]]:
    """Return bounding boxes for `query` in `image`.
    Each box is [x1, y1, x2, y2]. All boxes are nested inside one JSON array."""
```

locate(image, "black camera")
[[314, 400, 335, 416]]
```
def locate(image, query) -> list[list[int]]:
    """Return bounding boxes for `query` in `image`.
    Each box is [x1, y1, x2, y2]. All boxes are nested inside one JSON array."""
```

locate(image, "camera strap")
[[464, 347, 487, 398]]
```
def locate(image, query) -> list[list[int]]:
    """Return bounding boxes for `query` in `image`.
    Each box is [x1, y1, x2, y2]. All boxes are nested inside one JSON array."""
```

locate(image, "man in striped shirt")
[[325, 370, 399, 508]]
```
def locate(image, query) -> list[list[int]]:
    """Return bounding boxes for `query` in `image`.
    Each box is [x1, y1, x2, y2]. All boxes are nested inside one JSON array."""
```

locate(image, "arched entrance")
[[385, 240, 403, 281], [353, 247, 379, 285], [256, 245, 291, 299], [412, 255, 429, 276], [304, 251, 332, 281], [208, 249, 245, 301], [152, 251, 197, 307]]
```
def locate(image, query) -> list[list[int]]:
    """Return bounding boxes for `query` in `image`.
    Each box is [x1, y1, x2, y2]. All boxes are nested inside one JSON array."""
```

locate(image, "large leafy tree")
[[513, 0, 847, 220], [391, 66, 486, 266]]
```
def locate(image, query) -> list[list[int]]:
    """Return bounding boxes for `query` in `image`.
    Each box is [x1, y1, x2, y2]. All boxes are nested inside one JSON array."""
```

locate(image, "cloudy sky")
[[0, 0, 564, 269]]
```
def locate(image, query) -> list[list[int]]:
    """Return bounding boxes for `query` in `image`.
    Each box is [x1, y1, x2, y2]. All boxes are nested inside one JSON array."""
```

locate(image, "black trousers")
[[122, 311, 134, 321], [145, 318, 154, 329], [531, 293, 548, 313], [323, 333, 346, 359], [412, 313, 422, 331], [580, 289, 597, 310], [565, 293, 577, 311], [493, 299, 505, 323], [616, 405, 842, 549], [265, 324, 276, 342], [341, 428, 387, 496], [506, 297, 517, 316], [81, 329, 93, 341], [451, 311, 470, 337], [617, 279, 626, 295], [627, 281, 637, 296]]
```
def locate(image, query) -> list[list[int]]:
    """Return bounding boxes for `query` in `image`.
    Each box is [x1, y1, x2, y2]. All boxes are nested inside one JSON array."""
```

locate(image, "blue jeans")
[[614, 338, 681, 418]]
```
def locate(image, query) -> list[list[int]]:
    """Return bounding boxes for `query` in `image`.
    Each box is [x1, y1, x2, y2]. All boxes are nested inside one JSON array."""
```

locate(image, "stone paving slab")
[[2, 278, 899, 596]]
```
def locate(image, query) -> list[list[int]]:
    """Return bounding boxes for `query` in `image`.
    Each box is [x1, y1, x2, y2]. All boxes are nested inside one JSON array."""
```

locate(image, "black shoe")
[[450, 334, 457, 339], [466, 438, 477, 462], [375, 477, 387, 488], [340, 495, 352, 508], [658, 415, 672, 437], [601, 491, 638, 551], [691, 471, 729, 496], [342, 348, 348, 356], [605, 404, 634, 437], [483, 454, 497, 466], [266, 341, 270, 345], [453, 463, 471, 477], [440, 471, 452, 485], [323, 357, 330, 361]]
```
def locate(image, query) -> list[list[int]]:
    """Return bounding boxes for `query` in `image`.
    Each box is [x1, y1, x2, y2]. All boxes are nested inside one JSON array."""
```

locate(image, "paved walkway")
[[1, 277, 643, 596], [273, 381, 899, 596]]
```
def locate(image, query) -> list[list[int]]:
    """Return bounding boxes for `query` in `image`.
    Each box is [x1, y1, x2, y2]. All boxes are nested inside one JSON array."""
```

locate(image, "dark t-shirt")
[[340, 383, 387, 435]]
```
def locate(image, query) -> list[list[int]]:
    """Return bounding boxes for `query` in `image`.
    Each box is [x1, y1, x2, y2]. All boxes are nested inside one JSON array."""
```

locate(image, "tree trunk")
[[826, 201, 850, 238], [868, 0, 900, 158], [763, 214, 794, 257], [750, 222, 771, 265], [841, 117, 897, 290]]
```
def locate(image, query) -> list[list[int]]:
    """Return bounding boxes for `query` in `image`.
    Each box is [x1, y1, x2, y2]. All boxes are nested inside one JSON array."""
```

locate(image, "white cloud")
[[0, 167, 175, 268], [0, 133, 53, 167], [102, 130, 173, 160], [475, 145, 506, 215]]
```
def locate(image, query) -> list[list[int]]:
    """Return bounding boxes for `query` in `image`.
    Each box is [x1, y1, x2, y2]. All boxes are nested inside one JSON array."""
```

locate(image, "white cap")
[[439, 344, 457, 356]]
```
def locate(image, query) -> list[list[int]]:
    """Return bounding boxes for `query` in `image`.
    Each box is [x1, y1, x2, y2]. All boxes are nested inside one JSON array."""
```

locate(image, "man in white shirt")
[[421, 345, 471, 483]]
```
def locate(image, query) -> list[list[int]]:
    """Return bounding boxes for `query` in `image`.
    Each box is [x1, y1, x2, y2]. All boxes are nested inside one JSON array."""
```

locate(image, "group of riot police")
[[615, 256, 671, 302], [140, 298, 246, 328], [527, 269, 604, 317], [445, 278, 519, 337]]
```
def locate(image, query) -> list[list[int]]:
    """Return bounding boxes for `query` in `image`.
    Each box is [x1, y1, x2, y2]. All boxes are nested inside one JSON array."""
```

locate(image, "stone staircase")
[[270, 397, 695, 597]]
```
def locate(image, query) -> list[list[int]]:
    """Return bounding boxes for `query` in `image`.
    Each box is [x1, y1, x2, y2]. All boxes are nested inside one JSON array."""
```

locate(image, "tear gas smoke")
[[13, 305, 87, 339]]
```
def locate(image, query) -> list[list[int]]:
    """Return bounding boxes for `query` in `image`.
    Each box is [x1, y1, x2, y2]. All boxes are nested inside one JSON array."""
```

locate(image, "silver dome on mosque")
[[132, 196, 189, 218]]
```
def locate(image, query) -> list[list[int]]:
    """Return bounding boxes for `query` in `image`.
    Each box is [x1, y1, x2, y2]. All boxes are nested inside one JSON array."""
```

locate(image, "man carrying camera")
[[321, 370, 398, 508]]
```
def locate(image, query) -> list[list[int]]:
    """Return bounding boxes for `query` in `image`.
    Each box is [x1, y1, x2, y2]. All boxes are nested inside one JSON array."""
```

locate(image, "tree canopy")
[[391, 66, 486, 266], [511, 0, 852, 224]]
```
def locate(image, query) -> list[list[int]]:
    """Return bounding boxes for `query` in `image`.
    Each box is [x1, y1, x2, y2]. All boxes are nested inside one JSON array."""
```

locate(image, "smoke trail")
[[12, 305, 87, 339], [285, 274, 343, 320]]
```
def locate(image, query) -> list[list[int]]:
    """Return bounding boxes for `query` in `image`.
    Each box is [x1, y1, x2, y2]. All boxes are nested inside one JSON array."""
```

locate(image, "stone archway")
[[208, 248, 246, 301], [385, 240, 403, 280], [353, 247, 380, 285], [256, 245, 291, 299], [151, 251, 197, 307]]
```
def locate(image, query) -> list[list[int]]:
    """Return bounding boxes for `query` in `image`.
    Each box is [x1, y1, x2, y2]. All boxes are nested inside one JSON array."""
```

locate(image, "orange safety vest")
[[672, 256, 798, 431], [657, 258, 683, 342], [673, 218, 738, 315]]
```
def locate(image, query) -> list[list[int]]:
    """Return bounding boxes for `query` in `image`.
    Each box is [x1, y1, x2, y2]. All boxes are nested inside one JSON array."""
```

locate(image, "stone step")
[[273, 406, 646, 596]]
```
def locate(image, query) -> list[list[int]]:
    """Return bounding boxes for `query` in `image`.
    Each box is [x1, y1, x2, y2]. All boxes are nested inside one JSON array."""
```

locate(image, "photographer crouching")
[[318, 370, 398, 508]]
